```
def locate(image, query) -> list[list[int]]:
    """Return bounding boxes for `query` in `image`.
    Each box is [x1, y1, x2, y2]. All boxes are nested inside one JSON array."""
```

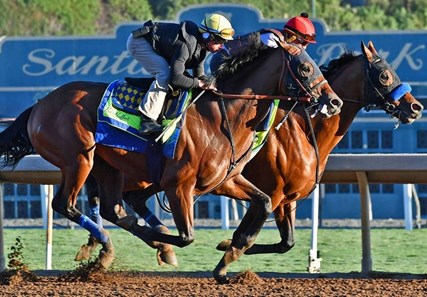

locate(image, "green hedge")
[[1, 0, 426, 36]]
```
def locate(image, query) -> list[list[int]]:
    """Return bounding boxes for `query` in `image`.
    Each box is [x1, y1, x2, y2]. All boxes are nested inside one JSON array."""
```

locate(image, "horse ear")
[[367, 41, 379, 56], [361, 41, 374, 62]]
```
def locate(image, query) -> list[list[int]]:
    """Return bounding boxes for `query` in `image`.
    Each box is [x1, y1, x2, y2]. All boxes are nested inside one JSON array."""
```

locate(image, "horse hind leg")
[[51, 165, 115, 270], [91, 161, 174, 264], [75, 175, 102, 261]]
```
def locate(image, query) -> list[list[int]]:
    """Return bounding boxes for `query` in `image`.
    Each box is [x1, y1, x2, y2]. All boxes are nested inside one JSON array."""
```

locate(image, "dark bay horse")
[[0, 34, 342, 283], [78, 41, 423, 280]]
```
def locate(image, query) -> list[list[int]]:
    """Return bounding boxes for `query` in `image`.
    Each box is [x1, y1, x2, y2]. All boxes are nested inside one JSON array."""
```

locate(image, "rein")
[[211, 90, 311, 102]]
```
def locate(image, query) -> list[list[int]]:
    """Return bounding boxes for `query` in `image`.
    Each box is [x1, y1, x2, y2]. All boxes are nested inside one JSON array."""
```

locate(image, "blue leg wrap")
[[78, 215, 108, 243], [89, 205, 103, 227], [142, 210, 163, 227]]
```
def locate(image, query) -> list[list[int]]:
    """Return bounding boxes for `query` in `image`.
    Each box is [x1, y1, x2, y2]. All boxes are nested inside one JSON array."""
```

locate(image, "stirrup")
[[139, 119, 163, 135], [168, 84, 180, 97]]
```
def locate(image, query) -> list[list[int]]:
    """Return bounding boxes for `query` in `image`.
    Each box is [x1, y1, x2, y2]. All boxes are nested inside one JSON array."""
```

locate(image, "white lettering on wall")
[[22, 48, 147, 76], [21, 43, 425, 78], [23, 49, 55, 76], [389, 43, 424, 70], [316, 42, 425, 71]]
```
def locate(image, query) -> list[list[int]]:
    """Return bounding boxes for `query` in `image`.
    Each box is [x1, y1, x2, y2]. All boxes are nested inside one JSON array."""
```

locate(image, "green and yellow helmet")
[[199, 13, 235, 41]]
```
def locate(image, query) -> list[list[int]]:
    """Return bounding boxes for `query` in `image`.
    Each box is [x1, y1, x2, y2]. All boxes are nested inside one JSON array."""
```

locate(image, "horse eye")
[[379, 70, 393, 86], [297, 61, 314, 78], [380, 72, 388, 80]]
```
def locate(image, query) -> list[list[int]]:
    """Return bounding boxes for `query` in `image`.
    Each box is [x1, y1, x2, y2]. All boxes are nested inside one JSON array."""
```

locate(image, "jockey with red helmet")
[[283, 12, 316, 48], [259, 12, 316, 55], [211, 13, 316, 73]]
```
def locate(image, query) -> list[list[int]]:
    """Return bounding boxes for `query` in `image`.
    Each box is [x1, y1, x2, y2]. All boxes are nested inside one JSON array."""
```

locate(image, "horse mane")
[[320, 51, 359, 79], [214, 32, 268, 80]]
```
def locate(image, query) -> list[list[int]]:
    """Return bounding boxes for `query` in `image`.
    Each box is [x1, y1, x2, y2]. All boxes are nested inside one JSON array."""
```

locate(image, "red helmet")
[[284, 12, 316, 44]]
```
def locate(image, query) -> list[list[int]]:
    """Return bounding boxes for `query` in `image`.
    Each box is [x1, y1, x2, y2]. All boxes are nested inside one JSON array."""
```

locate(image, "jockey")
[[127, 13, 235, 135], [260, 12, 316, 51], [283, 12, 317, 48], [211, 13, 316, 73]]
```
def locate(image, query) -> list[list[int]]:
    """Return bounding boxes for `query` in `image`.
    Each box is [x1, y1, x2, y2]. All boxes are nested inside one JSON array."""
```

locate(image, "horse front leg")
[[212, 175, 272, 284], [123, 188, 178, 267], [216, 200, 296, 255], [129, 181, 196, 248], [246, 200, 296, 254]]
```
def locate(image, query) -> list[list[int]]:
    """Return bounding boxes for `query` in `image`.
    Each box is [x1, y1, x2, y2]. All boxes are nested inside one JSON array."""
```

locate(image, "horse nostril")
[[330, 98, 343, 109], [411, 102, 424, 113]]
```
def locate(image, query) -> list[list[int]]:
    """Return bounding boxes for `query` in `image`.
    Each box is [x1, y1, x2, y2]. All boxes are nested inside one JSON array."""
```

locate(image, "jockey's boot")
[[139, 113, 163, 135]]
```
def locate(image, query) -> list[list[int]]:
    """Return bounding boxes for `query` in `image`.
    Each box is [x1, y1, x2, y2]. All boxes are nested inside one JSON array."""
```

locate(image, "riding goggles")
[[201, 23, 235, 41], [284, 26, 316, 44], [285, 34, 309, 46], [215, 27, 235, 40]]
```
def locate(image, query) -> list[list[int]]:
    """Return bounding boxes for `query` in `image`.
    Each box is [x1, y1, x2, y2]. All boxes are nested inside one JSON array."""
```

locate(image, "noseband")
[[281, 49, 327, 102]]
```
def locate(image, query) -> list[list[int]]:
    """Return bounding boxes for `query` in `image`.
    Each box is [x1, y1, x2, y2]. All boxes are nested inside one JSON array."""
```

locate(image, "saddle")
[[122, 77, 183, 120]]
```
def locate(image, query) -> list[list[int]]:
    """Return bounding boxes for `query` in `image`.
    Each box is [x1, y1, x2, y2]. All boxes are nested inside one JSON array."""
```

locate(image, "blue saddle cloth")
[[95, 80, 190, 159]]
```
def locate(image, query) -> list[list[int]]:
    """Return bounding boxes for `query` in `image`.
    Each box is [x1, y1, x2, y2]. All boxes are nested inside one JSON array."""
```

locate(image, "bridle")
[[339, 55, 404, 115]]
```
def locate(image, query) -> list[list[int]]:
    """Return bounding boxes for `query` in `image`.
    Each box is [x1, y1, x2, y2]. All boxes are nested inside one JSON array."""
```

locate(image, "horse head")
[[360, 41, 423, 124], [283, 47, 343, 118]]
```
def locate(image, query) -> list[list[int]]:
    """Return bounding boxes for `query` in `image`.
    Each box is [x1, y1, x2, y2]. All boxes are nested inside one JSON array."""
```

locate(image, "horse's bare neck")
[[311, 58, 366, 162], [215, 49, 283, 131], [218, 49, 282, 95]]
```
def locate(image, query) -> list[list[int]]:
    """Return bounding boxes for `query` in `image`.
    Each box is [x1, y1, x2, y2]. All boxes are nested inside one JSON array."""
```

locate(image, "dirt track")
[[1, 269, 427, 297], [2, 219, 427, 296]]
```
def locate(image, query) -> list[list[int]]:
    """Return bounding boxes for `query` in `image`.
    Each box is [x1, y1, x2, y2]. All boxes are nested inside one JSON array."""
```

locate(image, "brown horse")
[[0, 34, 341, 283], [217, 41, 424, 258], [78, 41, 423, 279]]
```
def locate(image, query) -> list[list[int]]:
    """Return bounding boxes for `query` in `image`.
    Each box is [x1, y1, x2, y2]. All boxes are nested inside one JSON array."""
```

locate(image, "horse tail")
[[0, 107, 35, 168]]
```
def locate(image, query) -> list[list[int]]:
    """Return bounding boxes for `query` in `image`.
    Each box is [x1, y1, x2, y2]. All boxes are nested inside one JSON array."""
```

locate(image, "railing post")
[[356, 171, 373, 273], [308, 185, 322, 273], [403, 184, 413, 231], [41, 185, 53, 270], [220, 196, 229, 230], [0, 182, 5, 272]]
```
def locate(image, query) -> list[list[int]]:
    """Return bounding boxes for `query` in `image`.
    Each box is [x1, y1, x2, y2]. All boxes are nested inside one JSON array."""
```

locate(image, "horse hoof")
[[213, 273, 229, 284], [154, 224, 171, 234], [98, 250, 114, 269], [75, 244, 93, 261], [75, 236, 100, 261], [216, 239, 232, 251], [97, 232, 115, 269], [153, 224, 178, 266], [98, 244, 115, 269], [157, 249, 178, 267]]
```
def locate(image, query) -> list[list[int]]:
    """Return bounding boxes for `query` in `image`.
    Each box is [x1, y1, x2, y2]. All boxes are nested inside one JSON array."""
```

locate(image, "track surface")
[[1, 269, 427, 296]]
